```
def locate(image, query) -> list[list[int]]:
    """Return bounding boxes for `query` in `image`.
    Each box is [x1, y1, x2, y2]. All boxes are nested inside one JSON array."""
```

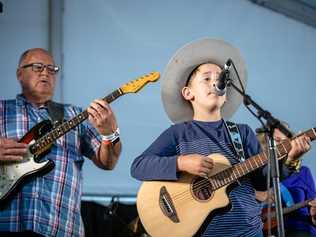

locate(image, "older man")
[[0, 48, 122, 236]]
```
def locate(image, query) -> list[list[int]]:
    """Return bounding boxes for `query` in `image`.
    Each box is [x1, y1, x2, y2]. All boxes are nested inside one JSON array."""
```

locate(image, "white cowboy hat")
[[161, 38, 247, 123]]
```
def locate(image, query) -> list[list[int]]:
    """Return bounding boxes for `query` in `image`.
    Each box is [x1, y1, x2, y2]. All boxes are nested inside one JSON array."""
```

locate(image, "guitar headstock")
[[120, 72, 160, 94]]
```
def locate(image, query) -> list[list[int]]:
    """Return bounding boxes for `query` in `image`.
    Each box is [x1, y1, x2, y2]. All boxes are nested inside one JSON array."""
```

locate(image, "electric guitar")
[[136, 127, 316, 237], [262, 198, 313, 232], [0, 72, 160, 205]]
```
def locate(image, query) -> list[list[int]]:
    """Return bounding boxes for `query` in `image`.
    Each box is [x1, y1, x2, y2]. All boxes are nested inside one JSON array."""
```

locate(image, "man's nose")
[[40, 65, 50, 75]]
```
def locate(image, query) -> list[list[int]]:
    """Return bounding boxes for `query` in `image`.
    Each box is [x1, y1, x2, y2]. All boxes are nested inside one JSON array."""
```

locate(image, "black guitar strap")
[[224, 120, 246, 162], [47, 101, 64, 127]]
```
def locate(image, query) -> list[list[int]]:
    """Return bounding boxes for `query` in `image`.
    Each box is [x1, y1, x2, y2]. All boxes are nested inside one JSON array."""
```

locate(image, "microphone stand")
[[227, 79, 292, 237]]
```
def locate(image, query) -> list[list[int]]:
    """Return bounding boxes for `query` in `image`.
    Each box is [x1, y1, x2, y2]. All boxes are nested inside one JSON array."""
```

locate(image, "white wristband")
[[100, 128, 120, 142]]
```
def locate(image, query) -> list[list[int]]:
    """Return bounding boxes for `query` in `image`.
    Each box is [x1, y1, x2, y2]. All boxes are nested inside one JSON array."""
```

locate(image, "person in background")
[[256, 124, 316, 237]]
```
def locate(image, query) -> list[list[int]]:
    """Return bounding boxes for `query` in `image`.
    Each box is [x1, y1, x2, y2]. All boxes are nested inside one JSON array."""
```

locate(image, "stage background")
[[1, 0, 315, 199]]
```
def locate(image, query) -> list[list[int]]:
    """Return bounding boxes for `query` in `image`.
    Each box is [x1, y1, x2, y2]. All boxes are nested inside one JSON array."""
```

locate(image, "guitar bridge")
[[159, 186, 179, 223]]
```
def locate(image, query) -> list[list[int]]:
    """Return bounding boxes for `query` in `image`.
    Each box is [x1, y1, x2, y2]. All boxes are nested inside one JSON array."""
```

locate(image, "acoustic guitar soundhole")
[[191, 177, 214, 201]]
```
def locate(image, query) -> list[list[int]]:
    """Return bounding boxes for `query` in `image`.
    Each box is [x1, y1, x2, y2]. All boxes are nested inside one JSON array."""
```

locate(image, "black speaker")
[[81, 199, 147, 237], [0, 2, 3, 13]]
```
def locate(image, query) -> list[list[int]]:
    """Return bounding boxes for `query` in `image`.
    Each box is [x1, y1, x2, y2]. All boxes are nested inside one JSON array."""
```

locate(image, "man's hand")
[[309, 199, 316, 225], [287, 135, 311, 161], [255, 190, 275, 204], [87, 99, 118, 135], [0, 138, 28, 161], [177, 154, 214, 178]]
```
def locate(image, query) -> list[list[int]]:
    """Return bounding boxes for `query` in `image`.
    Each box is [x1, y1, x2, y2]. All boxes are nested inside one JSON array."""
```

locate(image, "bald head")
[[18, 48, 54, 67]]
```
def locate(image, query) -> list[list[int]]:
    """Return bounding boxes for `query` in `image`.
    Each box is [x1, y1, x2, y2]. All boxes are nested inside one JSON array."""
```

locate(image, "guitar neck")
[[210, 128, 316, 190], [263, 198, 312, 221], [283, 199, 312, 215], [29, 89, 123, 154]]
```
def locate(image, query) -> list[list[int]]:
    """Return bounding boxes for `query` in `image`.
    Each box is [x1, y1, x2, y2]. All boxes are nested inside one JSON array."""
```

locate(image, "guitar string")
[[141, 131, 315, 207], [169, 153, 271, 201], [170, 156, 260, 200], [172, 151, 298, 202], [170, 139, 297, 201]]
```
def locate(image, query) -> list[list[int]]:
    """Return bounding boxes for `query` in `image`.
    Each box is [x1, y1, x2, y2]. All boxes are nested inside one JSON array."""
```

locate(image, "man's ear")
[[182, 86, 194, 101], [16, 68, 22, 82]]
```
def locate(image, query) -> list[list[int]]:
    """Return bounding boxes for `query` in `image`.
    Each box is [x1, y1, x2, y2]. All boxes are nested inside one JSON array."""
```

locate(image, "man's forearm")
[[94, 141, 122, 170]]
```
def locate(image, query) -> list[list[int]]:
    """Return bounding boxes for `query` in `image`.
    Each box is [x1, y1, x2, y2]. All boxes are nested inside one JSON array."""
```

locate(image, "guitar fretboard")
[[209, 128, 316, 190], [262, 198, 312, 220], [283, 198, 312, 215], [29, 89, 123, 154]]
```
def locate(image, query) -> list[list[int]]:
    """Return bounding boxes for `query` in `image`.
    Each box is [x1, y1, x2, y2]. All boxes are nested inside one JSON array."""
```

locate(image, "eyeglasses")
[[20, 63, 60, 75]]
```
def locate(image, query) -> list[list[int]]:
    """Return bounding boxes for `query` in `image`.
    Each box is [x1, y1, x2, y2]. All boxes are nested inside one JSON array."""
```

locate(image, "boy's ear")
[[182, 86, 194, 101]]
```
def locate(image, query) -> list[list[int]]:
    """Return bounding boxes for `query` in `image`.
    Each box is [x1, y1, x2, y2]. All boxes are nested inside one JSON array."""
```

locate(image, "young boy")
[[131, 38, 310, 237]]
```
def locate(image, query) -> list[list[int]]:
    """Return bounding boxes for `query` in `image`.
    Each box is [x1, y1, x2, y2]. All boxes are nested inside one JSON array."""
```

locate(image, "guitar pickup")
[[159, 186, 179, 223]]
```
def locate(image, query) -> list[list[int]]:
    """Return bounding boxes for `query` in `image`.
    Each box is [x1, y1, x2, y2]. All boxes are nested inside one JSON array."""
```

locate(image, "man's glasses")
[[20, 63, 60, 75]]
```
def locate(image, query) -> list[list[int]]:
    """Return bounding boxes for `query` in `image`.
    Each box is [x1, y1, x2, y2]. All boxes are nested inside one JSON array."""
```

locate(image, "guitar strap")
[[47, 101, 64, 127], [224, 120, 246, 162]]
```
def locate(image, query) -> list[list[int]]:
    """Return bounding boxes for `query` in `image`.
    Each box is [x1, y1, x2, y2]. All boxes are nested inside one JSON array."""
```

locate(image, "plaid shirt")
[[0, 94, 102, 237]]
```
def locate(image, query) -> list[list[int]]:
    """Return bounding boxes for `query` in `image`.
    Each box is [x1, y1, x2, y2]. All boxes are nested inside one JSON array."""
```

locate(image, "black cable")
[[230, 59, 246, 93]]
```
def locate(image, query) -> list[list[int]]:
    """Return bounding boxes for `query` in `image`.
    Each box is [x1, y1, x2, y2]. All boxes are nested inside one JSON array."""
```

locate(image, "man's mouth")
[[38, 79, 51, 87]]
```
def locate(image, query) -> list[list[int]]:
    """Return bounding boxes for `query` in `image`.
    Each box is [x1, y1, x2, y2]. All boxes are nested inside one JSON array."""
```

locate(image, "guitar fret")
[[78, 114, 83, 121], [259, 153, 265, 165], [216, 179, 221, 189], [104, 90, 121, 103], [261, 152, 268, 164], [234, 165, 240, 178], [244, 161, 250, 173], [212, 180, 217, 189], [222, 170, 230, 184], [241, 164, 247, 176], [213, 179, 220, 189], [253, 156, 260, 167], [248, 161, 253, 172], [63, 123, 70, 132], [40, 140, 46, 148], [218, 174, 224, 186], [232, 170, 238, 180], [219, 173, 225, 186], [236, 164, 243, 178], [252, 158, 259, 169], [47, 135, 53, 143], [248, 159, 254, 170], [53, 130, 59, 139], [209, 179, 215, 190], [276, 146, 282, 157], [73, 117, 79, 124], [225, 170, 233, 183], [280, 142, 288, 155]]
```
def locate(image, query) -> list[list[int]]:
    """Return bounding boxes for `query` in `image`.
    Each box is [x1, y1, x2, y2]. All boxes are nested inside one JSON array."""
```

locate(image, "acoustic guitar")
[[136, 127, 316, 237]]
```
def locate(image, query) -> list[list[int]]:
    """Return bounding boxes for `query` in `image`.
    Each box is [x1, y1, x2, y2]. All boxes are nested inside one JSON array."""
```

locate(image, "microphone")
[[213, 59, 232, 96]]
